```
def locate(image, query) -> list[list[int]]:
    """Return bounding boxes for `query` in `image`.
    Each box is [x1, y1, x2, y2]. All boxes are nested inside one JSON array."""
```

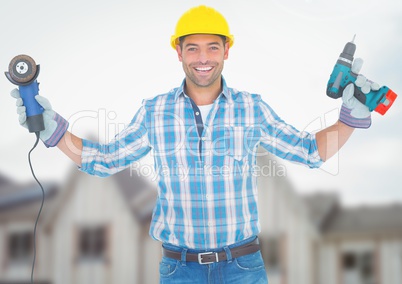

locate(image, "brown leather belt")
[[162, 238, 260, 265]]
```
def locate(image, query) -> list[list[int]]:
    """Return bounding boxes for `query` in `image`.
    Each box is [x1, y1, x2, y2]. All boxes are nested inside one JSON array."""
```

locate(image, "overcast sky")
[[1, 0, 401, 206]]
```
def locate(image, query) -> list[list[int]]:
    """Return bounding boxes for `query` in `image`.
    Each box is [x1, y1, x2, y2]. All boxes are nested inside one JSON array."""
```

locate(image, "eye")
[[187, 47, 197, 52], [210, 46, 219, 51]]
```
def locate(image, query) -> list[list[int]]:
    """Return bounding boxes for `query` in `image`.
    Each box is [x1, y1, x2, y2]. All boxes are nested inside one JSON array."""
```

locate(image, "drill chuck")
[[339, 35, 356, 63], [5, 55, 45, 133]]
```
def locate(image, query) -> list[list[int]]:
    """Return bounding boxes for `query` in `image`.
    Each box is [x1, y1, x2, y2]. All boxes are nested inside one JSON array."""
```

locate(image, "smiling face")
[[176, 34, 229, 92]]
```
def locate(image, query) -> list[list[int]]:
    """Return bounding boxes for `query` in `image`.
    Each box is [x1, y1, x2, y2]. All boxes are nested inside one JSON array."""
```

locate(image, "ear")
[[224, 42, 230, 60], [176, 45, 183, 62]]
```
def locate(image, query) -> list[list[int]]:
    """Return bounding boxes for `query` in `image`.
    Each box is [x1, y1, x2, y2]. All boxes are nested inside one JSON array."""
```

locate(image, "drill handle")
[[353, 84, 398, 115]]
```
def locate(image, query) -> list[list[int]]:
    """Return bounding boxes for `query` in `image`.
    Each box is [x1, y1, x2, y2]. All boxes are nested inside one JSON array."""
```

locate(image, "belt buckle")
[[198, 252, 219, 265]]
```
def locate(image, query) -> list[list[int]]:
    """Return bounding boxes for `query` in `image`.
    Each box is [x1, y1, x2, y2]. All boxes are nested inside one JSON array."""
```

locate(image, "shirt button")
[[201, 137, 206, 141], [206, 194, 210, 200], [208, 221, 213, 226], [195, 112, 200, 116]]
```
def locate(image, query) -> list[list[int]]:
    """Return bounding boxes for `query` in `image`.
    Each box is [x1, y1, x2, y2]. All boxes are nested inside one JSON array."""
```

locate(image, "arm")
[[315, 120, 354, 162], [258, 98, 323, 168], [11, 89, 83, 166], [316, 56, 385, 162], [57, 131, 83, 167], [12, 90, 151, 176], [316, 71, 379, 162], [56, 104, 152, 177]]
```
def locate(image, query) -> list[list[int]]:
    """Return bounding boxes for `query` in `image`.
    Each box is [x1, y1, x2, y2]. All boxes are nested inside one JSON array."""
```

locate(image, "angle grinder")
[[5, 54, 45, 132]]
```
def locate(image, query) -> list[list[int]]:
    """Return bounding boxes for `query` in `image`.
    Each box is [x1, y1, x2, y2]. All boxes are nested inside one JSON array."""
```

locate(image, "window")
[[360, 252, 374, 282], [342, 251, 374, 284], [8, 231, 33, 262], [78, 226, 107, 260], [343, 252, 356, 269]]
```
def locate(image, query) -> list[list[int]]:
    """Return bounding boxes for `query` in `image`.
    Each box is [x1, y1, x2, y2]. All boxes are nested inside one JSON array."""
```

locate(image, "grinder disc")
[[8, 55, 37, 84]]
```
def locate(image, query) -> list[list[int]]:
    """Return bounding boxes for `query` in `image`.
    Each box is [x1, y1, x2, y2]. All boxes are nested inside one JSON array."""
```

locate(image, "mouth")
[[194, 66, 213, 73]]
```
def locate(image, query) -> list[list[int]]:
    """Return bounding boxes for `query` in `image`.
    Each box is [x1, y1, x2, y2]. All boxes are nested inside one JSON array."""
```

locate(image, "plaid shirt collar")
[[174, 76, 233, 104]]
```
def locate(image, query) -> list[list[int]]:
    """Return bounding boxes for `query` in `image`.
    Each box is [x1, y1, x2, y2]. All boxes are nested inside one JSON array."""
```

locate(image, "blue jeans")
[[159, 236, 268, 283]]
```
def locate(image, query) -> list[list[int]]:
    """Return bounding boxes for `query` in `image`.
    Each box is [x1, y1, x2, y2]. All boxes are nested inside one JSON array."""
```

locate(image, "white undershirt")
[[197, 104, 214, 124]]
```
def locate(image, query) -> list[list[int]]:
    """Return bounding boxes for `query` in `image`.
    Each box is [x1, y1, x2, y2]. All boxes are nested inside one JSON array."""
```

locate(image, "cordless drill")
[[326, 36, 397, 115], [5, 55, 45, 132]]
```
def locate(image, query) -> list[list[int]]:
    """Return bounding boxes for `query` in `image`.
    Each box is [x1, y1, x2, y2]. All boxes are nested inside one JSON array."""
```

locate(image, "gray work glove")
[[339, 58, 378, 129], [11, 89, 69, 147]]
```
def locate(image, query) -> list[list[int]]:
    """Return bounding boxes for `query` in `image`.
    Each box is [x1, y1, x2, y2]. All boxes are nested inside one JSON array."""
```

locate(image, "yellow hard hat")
[[170, 5, 234, 49]]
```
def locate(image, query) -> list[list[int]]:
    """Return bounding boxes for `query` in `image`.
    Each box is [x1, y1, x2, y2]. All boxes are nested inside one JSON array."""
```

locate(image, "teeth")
[[195, 67, 212, 71]]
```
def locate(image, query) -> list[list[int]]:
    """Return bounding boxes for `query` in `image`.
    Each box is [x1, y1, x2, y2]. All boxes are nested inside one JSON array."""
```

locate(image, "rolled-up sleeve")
[[80, 105, 152, 177], [258, 99, 323, 169]]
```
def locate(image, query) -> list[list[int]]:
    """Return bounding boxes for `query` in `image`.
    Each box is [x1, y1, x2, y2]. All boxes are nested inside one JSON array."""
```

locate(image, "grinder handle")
[[19, 81, 45, 132], [19, 81, 43, 116]]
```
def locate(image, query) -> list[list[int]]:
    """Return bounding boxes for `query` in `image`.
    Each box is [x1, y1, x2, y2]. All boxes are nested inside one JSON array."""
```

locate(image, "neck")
[[185, 76, 222, 106]]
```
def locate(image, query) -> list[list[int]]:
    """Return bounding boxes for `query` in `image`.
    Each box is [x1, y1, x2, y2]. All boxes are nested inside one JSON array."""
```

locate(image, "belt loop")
[[181, 248, 188, 267], [223, 246, 232, 263]]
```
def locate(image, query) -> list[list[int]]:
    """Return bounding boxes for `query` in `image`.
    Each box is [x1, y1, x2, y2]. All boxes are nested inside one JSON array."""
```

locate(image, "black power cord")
[[28, 132, 45, 284]]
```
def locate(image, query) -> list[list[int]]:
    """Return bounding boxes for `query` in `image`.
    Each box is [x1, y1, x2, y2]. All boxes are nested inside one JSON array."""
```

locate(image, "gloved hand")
[[11, 89, 69, 147], [339, 58, 379, 129]]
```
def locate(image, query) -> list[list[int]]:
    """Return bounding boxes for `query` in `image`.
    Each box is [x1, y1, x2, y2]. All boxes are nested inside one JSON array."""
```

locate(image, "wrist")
[[339, 105, 371, 129], [42, 112, 69, 147]]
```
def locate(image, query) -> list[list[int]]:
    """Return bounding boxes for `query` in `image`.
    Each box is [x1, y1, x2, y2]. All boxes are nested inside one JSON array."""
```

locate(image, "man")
[[12, 5, 378, 284]]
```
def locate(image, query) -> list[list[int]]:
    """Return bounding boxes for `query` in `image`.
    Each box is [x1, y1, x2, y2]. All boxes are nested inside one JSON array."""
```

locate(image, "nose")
[[198, 49, 208, 64]]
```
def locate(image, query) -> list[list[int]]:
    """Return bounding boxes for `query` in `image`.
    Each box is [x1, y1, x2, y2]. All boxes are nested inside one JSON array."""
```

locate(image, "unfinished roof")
[[113, 167, 157, 224], [323, 203, 402, 237], [303, 192, 340, 229], [0, 167, 157, 224], [303, 192, 402, 238], [0, 173, 12, 187], [0, 181, 58, 212]]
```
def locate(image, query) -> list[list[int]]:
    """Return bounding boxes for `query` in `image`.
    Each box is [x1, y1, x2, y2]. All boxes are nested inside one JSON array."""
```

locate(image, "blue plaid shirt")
[[80, 78, 323, 249]]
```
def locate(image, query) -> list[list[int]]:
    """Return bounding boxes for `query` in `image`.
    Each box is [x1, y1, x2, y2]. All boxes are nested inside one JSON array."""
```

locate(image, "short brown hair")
[[178, 35, 227, 49]]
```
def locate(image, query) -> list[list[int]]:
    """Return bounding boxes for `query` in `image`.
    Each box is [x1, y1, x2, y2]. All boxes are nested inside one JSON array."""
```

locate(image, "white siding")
[[257, 153, 318, 284], [51, 173, 146, 284], [381, 241, 402, 284]]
